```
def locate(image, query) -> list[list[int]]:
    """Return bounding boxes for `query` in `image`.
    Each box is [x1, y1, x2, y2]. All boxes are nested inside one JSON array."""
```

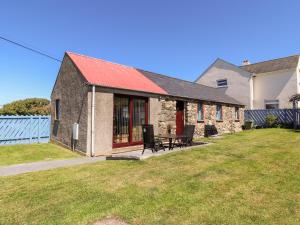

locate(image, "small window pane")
[[55, 99, 60, 120], [216, 105, 222, 120], [235, 107, 239, 120], [217, 79, 228, 87], [197, 103, 204, 121], [132, 99, 146, 142], [266, 104, 279, 109], [265, 100, 279, 109], [113, 96, 130, 144]]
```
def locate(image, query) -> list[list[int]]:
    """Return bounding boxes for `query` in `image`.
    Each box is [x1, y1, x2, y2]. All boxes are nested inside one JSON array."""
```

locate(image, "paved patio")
[[107, 142, 210, 160]]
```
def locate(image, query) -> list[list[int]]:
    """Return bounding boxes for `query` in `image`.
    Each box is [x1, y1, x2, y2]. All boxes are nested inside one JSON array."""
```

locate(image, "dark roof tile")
[[240, 55, 299, 74], [138, 69, 243, 105]]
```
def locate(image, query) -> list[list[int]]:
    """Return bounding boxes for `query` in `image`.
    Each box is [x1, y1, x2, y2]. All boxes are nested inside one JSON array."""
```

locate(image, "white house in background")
[[196, 55, 300, 109]]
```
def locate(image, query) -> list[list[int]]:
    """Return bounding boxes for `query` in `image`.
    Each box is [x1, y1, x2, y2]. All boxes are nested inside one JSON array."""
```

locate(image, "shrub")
[[265, 114, 278, 128], [280, 122, 294, 129], [0, 98, 50, 115]]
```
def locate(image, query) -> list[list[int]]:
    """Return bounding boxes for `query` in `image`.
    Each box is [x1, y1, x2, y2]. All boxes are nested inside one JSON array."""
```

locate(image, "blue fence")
[[245, 109, 300, 127], [0, 116, 51, 145]]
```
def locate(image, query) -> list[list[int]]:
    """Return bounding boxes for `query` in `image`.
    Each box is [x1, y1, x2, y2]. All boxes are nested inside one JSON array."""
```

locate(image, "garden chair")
[[204, 125, 218, 137], [142, 124, 165, 154], [177, 125, 195, 148]]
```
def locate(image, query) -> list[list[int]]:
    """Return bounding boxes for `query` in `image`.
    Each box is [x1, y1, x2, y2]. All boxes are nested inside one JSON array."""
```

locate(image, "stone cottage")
[[51, 52, 244, 156]]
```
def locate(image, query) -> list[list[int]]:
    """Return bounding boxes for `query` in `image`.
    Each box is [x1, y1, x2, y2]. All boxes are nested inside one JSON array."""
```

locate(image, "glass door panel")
[[132, 99, 146, 142], [113, 96, 129, 144]]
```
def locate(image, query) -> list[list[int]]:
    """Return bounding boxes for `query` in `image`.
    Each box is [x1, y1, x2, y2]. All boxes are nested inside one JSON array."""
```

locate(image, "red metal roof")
[[66, 52, 167, 95]]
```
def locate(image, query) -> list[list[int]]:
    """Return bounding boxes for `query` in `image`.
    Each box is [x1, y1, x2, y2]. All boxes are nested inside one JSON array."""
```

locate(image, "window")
[[217, 79, 228, 87], [265, 100, 279, 109], [55, 99, 60, 120], [197, 102, 204, 121], [235, 107, 239, 120], [216, 104, 222, 121]]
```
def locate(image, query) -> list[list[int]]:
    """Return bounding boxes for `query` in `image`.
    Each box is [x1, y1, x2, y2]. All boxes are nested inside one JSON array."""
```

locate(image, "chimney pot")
[[242, 59, 250, 65]]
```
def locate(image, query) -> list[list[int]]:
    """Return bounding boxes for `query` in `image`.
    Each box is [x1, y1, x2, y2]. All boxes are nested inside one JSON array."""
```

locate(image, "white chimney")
[[242, 59, 250, 65]]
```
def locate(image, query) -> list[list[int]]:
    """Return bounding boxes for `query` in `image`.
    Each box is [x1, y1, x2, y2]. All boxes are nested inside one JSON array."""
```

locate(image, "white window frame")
[[197, 102, 204, 121], [55, 99, 60, 120], [234, 107, 239, 120], [216, 79, 228, 88], [265, 100, 279, 109], [216, 104, 223, 121]]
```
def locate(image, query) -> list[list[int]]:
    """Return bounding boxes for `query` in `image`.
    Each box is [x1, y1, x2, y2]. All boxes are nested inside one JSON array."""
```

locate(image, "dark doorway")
[[176, 101, 185, 135]]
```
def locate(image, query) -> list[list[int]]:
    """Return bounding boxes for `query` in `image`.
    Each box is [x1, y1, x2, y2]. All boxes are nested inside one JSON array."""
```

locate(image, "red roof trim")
[[66, 52, 167, 95]]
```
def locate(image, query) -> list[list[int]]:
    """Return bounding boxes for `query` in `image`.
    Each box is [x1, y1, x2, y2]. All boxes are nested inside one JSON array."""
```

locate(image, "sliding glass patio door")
[[132, 99, 146, 142], [113, 95, 148, 148], [113, 96, 130, 145]]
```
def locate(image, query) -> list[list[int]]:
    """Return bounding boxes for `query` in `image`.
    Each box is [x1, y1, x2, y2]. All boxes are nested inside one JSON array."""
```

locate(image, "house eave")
[[86, 84, 244, 107]]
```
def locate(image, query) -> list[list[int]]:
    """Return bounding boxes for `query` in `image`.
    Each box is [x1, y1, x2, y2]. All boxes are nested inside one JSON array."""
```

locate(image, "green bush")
[[280, 122, 294, 129], [0, 98, 50, 115], [265, 114, 278, 128]]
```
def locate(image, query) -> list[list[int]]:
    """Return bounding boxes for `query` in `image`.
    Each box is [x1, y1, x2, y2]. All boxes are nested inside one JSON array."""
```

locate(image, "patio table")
[[155, 134, 188, 150]]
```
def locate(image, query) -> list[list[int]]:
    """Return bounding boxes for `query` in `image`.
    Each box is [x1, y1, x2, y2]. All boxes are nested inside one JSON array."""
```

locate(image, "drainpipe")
[[91, 85, 95, 157]]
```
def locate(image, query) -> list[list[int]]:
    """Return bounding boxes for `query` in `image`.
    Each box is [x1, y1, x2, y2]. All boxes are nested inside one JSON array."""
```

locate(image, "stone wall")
[[157, 99, 244, 137], [157, 99, 177, 135], [185, 102, 205, 137], [51, 55, 89, 153]]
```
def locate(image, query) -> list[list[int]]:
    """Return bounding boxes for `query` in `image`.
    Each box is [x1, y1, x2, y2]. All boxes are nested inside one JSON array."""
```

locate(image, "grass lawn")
[[0, 143, 80, 166], [0, 129, 300, 225]]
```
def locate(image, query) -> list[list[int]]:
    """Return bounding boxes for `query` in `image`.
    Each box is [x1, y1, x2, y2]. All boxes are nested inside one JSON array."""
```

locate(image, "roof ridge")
[[240, 54, 300, 68], [66, 51, 134, 70], [195, 58, 252, 82]]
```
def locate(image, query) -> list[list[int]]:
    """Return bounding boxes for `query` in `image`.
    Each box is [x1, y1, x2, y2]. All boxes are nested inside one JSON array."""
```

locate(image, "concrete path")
[[0, 157, 105, 177], [0, 142, 212, 177], [107, 142, 211, 160]]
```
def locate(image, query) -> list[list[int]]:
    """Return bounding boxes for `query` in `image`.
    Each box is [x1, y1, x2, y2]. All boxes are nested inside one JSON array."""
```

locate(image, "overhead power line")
[[0, 35, 62, 62]]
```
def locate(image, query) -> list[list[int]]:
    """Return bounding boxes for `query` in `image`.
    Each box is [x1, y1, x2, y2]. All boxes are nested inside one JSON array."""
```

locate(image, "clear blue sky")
[[1, 0, 300, 105]]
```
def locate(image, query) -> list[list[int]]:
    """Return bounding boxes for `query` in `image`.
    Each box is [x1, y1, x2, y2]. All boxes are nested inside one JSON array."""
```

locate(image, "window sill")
[[197, 120, 204, 123], [235, 119, 240, 122], [216, 120, 223, 122]]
